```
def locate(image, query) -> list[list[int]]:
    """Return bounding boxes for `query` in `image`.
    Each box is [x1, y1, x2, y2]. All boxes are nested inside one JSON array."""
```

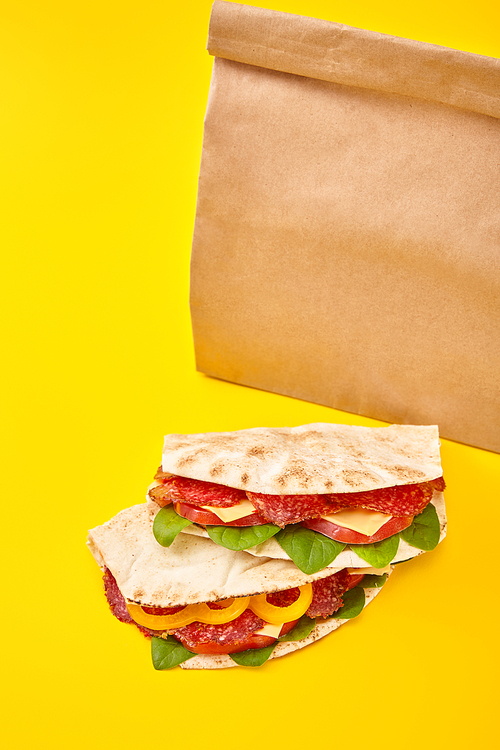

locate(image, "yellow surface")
[[1, 2, 499, 749]]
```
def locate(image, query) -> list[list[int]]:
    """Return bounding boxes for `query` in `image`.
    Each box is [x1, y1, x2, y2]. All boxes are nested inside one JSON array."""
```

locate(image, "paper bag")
[[190, 1, 500, 452]]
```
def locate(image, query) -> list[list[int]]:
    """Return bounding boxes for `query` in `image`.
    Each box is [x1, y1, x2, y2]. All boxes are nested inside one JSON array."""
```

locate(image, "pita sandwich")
[[147, 423, 447, 574], [88, 503, 392, 669]]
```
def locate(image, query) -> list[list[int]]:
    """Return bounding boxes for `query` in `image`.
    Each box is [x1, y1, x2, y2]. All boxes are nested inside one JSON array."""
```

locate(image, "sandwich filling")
[[149, 472, 445, 562], [150, 470, 444, 529], [103, 565, 388, 664]]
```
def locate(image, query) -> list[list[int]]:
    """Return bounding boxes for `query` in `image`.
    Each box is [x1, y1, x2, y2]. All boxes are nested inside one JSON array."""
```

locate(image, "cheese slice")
[[320, 507, 392, 536], [348, 565, 392, 576], [255, 622, 284, 638], [201, 500, 256, 523]]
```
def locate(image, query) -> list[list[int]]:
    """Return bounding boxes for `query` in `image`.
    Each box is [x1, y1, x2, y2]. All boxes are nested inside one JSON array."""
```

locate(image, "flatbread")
[[88, 503, 391, 669], [161, 423, 442, 495], [176, 489, 447, 567], [88, 503, 357, 607], [180, 586, 384, 669]]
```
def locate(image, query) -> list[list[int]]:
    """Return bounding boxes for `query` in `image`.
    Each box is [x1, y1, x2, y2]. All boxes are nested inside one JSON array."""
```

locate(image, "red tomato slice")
[[174, 501, 269, 527], [301, 515, 413, 544], [176, 620, 299, 655], [346, 573, 365, 590]]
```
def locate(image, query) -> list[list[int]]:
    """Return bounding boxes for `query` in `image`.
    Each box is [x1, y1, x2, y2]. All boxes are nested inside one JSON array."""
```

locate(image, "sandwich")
[[147, 423, 447, 574], [88, 503, 392, 669]]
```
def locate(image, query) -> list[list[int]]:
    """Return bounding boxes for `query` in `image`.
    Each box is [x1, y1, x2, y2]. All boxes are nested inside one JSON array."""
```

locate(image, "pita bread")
[[175, 489, 447, 567], [88, 503, 358, 607], [88, 503, 390, 668], [161, 423, 442, 495]]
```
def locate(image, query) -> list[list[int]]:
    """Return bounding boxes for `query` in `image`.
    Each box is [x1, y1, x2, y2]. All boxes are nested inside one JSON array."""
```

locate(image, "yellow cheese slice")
[[255, 622, 284, 638], [201, 499, 256, 523], [348, 565, 392, 576], [320, 507, 392, 536]]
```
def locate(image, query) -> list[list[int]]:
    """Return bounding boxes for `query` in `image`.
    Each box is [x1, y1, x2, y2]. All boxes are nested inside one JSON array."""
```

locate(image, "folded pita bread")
[[87, 503, 390, 668], [161, 423, 442, 494], [156, 423, 446, 567], [89, 503, 360, 605]]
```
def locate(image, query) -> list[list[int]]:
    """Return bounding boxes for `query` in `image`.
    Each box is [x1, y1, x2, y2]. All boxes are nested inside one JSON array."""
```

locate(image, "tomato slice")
[[346, 573, 365, 590], [301, 515, 413, 544], [177, 619, 300, 655], [174, 501, 269, 527]]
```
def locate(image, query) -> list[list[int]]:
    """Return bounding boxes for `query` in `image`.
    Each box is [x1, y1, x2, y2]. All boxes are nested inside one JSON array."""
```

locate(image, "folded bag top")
[[190, 1, 500, 452]]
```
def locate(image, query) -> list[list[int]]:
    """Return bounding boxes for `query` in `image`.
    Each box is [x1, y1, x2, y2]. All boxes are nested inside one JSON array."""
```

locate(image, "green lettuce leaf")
[[399, 503, 440, 551], [349, 533, 399, 567], [331, 586, 365, 619], [151, 636, 195, 670], [230, 644, 277, 667], [358, 573, 388, 588], [206, 523, 280, 551], [278, 615, 316, 642], [275, 525, 346, 574], [153, 505, 193, 547]]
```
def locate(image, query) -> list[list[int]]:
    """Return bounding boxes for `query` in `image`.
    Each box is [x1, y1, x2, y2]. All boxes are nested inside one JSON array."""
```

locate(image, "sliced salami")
[[306, 570, 352, 618], [103, 569, 161, 638], [246, 477, 444, 525], [171, 609, 265, 648], [324, 479, 443, 517], [266, 588, 300, 607], [246, 492, 333, 526], [151, 471, 247, 508]]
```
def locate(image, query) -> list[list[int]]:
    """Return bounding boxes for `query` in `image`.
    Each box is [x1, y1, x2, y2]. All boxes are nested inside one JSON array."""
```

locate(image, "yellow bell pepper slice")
[[248, 583, 313, 624], [126, 602, 203, 629], [126, 597, 252, 629], [194, 597, 251, 624]]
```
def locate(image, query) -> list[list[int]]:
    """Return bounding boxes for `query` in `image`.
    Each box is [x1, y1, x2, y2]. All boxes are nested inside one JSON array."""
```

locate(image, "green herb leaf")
[[230, 644, 277, 667], [153, 505, 193, 547], [331, 586, 365, 619], [399, 503, 440, 551], [358, 574, 388, 588], [275, 525, 346, 574], [349, 534, 399, 567], [206, 523, 280, 551], [278, 615, 316, 642], [151, 636, 195, 670]]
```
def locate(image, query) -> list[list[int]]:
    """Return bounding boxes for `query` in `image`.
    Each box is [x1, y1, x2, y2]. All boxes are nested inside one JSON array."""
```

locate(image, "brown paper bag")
[[190, 1, 500, 452]]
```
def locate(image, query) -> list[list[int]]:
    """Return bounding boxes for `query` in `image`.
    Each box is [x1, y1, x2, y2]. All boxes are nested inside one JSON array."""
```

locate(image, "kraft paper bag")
[[190, 1, 500, 453]]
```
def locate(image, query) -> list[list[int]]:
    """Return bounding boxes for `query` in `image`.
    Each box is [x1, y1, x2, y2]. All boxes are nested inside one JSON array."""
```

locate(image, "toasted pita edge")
[[179, 584, 386, 669]]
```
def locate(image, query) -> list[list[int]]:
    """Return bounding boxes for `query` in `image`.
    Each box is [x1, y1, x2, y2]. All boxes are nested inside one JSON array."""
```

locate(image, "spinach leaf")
[[206, 523, 280, 551], [275, 525, 346, 574], [332, 586, 365, 619], [151, 636, 194, 670], [278, 615, 316, 642], [230, 644, 277, 667], [349, 533, 399, 567], [358, 573, 388, 588], [153, 505, 193, 547], [399, 503, 440, 551]]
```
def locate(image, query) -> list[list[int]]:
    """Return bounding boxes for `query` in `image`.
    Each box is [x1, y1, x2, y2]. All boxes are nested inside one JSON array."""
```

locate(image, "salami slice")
[[151, 471, 445, 521], [325, 478, 444, 517], [151, 472, 247, 508], [103, 569, 161, 638], [245, 478, 444, 525], [171, 609, 265, 648], [266, 588, 300, 607], [306, 570, 352, 618], [246, 492, 333, 527]]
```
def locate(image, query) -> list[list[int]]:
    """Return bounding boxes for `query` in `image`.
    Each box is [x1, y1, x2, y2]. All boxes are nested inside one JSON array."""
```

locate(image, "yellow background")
[[2, 1, 499, 748]]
